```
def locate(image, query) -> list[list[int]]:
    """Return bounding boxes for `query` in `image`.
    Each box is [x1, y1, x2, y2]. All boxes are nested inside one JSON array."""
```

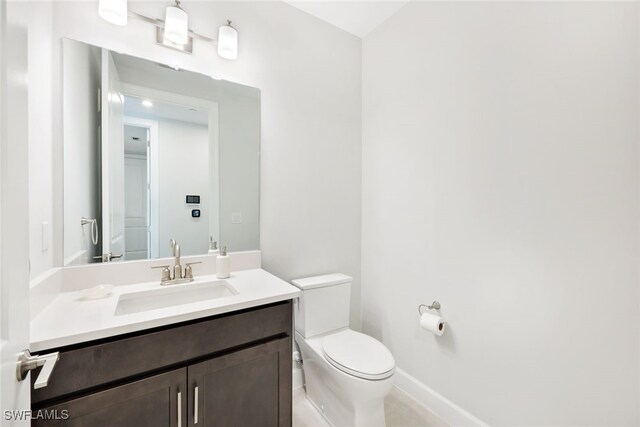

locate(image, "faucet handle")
[[152, 265, 171, 281], [184, 262, 201, 279]]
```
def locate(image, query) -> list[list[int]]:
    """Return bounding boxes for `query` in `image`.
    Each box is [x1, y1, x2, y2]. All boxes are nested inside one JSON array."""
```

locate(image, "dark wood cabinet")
[[33, 368, 187, 427], [188, 338, 291, 427], [31, 301, 293, 427]]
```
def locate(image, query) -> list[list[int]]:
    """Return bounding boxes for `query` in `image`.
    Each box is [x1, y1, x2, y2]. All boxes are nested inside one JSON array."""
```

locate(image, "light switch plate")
[[231, 213, 242, 224]]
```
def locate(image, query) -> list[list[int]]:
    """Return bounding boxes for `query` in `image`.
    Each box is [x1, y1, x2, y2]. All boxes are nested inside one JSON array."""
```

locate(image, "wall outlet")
[[231, 213, 242, 224]]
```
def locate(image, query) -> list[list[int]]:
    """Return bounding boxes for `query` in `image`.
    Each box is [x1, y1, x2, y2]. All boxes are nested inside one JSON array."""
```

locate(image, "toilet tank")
[[291, 274, 352, 338]]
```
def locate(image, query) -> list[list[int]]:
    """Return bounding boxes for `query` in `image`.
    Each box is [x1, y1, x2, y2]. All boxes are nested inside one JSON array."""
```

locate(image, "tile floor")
[[293, 386, 449, 427]]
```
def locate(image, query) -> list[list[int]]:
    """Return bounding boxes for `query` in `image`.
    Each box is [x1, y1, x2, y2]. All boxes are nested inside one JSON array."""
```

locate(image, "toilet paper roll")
[[420, 312, 446, 336]]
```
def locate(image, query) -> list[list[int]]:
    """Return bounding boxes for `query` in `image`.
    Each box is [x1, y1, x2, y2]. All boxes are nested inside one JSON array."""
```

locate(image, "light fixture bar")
[[112, 9, 235, 58], [129, 11, 215, 42], [156, 26, 194, 54]]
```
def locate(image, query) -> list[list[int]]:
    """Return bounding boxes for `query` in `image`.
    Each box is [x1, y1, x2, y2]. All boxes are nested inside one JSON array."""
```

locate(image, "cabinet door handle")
[[177, 391, 182, 427], [194, 385, 199, 424]]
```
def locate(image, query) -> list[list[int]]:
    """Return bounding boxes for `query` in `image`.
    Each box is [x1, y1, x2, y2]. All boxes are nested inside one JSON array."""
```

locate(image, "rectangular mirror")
[[62, 39, 260, 265]]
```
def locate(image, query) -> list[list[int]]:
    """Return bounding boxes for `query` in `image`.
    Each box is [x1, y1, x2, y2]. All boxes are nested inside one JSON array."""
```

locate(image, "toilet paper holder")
[[418, 301, 441, 315]]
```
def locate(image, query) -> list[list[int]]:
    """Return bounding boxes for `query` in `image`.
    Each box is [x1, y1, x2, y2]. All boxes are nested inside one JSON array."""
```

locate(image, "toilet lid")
[[322, 330, 395, 380]]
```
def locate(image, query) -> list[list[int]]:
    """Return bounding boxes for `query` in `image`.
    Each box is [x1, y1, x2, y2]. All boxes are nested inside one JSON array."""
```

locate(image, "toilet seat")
[[322, 329, 395, 380]]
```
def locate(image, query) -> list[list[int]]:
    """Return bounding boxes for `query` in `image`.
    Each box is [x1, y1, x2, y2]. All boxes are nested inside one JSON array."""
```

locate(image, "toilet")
[[291, 274, 395, 427]]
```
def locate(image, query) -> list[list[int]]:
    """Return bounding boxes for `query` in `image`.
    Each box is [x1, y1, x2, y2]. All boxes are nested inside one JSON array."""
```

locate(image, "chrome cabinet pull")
[[194, 385, 199, 424], [177, 391, 182, 427]]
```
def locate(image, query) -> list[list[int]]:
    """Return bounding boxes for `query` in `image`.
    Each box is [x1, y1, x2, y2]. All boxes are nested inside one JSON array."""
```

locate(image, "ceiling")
[[113, 52, 260, 99], [124, 95, 209, 126], [284, 1, 409, 38]]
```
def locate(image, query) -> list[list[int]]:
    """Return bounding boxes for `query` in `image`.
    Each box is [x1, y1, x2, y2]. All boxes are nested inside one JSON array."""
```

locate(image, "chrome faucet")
[[152, 239, 201, 285], [173, 243, 182, 280]]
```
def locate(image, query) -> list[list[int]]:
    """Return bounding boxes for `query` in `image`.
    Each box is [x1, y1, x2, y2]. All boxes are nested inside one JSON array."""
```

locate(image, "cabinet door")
[[188, 337, 291, 427], [33, 368, 187, 427]]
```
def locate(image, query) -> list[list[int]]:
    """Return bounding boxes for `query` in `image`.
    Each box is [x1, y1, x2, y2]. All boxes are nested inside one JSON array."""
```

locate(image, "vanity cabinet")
[[33, 368, 186, 427], [188, 338, 290, 427], [31, 301, 293, 427]]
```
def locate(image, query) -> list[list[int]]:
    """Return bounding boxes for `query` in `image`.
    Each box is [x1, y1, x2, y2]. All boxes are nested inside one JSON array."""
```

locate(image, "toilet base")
[[296, 331, 394, 427]]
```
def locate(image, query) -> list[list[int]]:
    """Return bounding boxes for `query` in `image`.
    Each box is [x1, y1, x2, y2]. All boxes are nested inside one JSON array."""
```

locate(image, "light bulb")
[[218, 21, 238, 60], [98, 0, 127, 26], [165, 4, 188, 45]]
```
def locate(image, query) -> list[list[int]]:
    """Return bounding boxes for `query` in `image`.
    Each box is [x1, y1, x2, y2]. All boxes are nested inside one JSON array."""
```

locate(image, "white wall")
[[27, 1, 54, 278], [155, 118, 210, 257], [39, 1, 362, 326], [218, 90, 260, 252], [362, 2, 639, 425], [61, 39, 101, 266]]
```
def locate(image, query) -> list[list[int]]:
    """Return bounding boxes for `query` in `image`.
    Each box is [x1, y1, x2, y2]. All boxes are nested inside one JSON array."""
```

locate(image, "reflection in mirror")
[[122, 96, 213, 260], [62, 39, 260, 266]]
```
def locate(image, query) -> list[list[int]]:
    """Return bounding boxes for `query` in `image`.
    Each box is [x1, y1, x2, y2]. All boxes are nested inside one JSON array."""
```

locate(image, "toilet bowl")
[[291, 274, 395, 427]]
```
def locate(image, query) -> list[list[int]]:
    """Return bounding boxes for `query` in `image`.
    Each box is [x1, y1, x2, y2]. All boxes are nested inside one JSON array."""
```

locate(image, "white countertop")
[[31, 269, 301, 352]]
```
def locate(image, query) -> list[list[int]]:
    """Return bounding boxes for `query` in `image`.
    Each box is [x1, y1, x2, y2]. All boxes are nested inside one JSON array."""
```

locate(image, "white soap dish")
[[80, 284, 114, 300]]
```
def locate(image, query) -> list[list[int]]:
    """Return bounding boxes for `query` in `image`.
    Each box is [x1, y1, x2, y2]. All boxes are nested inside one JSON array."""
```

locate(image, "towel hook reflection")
[[81, 217, 99, 246]]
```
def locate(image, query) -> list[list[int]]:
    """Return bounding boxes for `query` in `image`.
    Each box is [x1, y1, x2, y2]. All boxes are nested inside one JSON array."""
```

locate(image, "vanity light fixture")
[[164, 1, 189, 45], [98, 0, 127, 26], [218, 20, 238, 60], [97, 0, 239, 60]]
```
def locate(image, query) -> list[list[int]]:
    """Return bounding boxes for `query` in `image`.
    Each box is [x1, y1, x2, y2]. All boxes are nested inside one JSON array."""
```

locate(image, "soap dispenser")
[[208, 237, 219, 256], [216, 246, 230, 279]]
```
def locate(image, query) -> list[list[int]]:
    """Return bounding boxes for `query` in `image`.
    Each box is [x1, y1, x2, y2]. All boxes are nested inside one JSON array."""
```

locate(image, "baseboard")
[[394, 368, 489, 427]]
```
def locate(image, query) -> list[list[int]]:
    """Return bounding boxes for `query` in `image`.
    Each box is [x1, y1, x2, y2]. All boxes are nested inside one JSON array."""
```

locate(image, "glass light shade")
[[218, 24, 238, 60], [165, 6, 189, 45], [98, 0, 127, 26]]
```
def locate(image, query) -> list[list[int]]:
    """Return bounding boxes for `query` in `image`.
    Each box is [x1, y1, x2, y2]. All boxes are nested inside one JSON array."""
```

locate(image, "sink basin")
[[115, 281, 237, 316]]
